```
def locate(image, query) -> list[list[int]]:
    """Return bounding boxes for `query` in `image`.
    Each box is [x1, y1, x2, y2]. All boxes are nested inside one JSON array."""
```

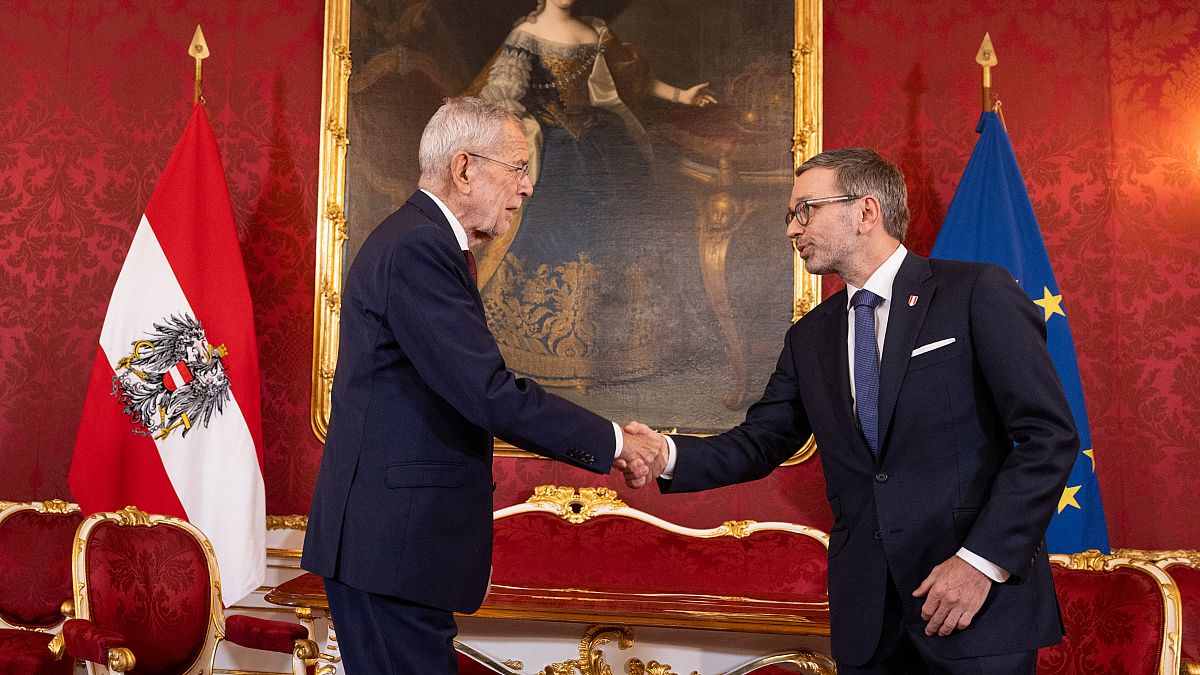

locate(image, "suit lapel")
[[406, 191, 486, 314], [814, 291, 862, 447], [876, 253, 934, 457]]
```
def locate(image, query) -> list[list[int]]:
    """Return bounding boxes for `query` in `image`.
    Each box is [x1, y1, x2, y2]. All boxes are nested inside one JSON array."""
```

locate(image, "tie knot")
[[851, 289, 883, 310]]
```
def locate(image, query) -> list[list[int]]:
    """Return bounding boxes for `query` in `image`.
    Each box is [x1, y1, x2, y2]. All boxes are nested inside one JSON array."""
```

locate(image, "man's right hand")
[[614, 422, 668, 488]]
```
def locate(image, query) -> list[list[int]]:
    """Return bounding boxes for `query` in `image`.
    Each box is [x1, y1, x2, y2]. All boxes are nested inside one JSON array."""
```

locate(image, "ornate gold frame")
[[311, 0, 823, 464]]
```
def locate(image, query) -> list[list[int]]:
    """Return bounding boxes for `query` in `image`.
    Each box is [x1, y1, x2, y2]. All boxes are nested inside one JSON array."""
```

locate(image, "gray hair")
[[796, 148, 909, 241], [418, 97, 522, 189]]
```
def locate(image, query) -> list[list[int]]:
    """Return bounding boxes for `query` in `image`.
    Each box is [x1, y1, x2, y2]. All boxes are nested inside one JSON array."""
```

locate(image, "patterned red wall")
[[0, 2, 324, 515], [1, 1, 1198, 550]]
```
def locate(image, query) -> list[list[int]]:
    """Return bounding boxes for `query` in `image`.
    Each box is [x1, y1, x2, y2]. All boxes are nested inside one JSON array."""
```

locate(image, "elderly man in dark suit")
[[619, 148, 1077, 674], [303, 96, 662, 674]]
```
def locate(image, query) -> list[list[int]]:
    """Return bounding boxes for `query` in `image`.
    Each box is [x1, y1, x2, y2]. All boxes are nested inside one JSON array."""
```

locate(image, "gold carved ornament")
[[544, 625, 697, 675], [309, 0, 825, 470]]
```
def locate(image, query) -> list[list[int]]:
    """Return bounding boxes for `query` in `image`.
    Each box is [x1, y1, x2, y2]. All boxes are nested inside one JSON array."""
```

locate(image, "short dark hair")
[[795, 148, 909, 241]]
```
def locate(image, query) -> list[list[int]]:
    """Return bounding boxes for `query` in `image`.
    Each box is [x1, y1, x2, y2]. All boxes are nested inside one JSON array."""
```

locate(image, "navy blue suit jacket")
[[302, 191, 614, 613], [663, 253, 1076, 665]]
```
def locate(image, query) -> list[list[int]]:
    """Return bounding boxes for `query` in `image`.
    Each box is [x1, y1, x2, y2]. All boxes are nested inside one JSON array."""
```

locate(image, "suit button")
[[875, 472, 888, 483], [874, 529, 882, 540]]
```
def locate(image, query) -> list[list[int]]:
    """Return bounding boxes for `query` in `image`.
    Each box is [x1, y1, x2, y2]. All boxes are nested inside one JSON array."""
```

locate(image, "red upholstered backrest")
[[1162, 562, 1200, 663], [1038, 564, 1165, 675], [492, 512, 827, 599], [83, 520, 212, 675], [0, 508, 83, 628]]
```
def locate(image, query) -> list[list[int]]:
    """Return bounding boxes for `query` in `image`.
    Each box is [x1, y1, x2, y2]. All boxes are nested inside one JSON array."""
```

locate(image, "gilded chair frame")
[[1115, 548, 1200, 675], [1050, 551, 1183, 675], [0, 499, 80, 633], [310, 0, 824, 465], [68, 506, 315, 675]]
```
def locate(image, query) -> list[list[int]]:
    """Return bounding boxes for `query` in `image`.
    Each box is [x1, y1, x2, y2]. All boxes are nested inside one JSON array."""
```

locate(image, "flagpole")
[[189, 25, 210, 104], [975, 33, 997, 112]]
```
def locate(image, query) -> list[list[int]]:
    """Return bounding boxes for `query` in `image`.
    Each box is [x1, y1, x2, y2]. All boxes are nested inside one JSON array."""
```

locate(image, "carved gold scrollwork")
[[39, 499, 76, 514], [528, 486, 627, 524], [113, 506, 152, 527], [715, 520, 756, 539], [1057, 549, 1108, 571], [545, 625, 636, 675], [107, 647, 136, 672], [627, 659, 695, 675], [268, 514, 310, 530], [47, 633, 65, 660]]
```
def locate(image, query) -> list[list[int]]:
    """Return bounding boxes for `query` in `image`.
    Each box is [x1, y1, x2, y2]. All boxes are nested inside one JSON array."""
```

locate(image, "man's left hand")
[[912, 555, 992, 637]]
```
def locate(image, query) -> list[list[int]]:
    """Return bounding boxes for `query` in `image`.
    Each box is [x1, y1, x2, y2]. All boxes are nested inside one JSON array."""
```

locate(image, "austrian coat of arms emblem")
[[111, 313, 232, 440]]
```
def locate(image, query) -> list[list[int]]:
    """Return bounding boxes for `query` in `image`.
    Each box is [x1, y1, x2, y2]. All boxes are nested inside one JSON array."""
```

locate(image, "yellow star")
[[1083, 449, 1095, 472], [1033, 286, 1066, 322], [1057, 485, 1082, 513]]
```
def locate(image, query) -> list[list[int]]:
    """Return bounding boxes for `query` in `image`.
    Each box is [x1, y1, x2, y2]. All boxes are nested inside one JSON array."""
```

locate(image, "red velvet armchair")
[[0, 499, 83, 675], [1039, 551, 1181, 675], [1115, 549, 1200, 675], [50, 506, 318, 674]]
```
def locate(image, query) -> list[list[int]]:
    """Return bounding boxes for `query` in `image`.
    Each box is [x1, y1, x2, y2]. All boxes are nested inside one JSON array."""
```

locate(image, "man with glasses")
[[303, 96, 665, 673], [619, 148, 1076, 673]]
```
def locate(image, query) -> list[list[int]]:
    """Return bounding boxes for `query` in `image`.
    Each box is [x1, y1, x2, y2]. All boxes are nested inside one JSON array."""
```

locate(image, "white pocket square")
[[911, 337, 956, 357]]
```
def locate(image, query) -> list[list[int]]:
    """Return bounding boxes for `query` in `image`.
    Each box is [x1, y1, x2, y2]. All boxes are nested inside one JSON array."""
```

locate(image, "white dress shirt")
[[662, 243, 1006, 582], [420, 190, 624, 458]]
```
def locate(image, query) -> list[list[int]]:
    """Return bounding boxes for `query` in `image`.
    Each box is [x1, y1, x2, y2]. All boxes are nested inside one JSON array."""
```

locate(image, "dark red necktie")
[[463, 249, 478, 284]]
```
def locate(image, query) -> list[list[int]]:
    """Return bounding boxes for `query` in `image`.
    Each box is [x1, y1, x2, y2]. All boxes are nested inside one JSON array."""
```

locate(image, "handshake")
[[613, 422, 670, 489]]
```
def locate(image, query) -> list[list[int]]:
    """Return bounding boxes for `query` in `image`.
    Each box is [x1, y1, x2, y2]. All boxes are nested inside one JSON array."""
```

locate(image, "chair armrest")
[[59, 618, 136, 672], [225, 614, 313, 655]]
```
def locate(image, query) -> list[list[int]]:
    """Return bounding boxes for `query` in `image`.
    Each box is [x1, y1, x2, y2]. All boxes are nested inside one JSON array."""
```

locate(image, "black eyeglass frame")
[[467, 152, 530, 180], [785, 194, 863, 227]]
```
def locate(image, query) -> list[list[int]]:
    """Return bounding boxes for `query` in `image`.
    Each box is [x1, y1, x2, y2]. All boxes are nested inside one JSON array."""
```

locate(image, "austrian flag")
[[69, 103, 265, 605]]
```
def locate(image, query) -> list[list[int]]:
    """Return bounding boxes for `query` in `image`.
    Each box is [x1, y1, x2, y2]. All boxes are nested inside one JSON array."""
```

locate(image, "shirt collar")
[[420, 189, 469, 251], [845, 244, 908, 309]]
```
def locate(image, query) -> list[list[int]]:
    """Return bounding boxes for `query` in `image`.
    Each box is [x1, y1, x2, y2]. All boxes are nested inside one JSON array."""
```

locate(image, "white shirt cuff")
[[957, 547, 1010, 582], [612, 422, 623, 458], [658, 435, 678, 479]]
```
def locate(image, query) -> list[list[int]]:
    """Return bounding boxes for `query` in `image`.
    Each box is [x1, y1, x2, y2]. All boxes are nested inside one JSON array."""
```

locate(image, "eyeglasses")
[[467, 152, 530, 180], [785, 194, 862, 227]]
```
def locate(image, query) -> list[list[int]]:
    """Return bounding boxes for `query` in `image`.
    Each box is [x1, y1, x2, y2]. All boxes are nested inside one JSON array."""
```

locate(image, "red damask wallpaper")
[[1, 1, 1197, 549], [0, 2, 324, 515]]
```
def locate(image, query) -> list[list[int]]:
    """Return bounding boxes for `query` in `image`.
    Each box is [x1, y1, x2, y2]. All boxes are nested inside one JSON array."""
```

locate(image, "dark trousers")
[[837, 573, 1037, 675], [324, 576, 459, 675]]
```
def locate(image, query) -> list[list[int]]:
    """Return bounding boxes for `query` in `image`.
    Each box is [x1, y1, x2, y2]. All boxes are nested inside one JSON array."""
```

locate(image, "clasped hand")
[[613, 421, 668, 489]]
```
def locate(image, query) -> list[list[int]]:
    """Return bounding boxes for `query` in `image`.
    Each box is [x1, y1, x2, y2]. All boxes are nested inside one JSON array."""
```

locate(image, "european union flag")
[[931, 111, 1110, 554]]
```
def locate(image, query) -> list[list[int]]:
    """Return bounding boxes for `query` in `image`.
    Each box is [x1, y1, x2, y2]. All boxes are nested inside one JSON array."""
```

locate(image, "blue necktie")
[[852, 289, 884, 455]]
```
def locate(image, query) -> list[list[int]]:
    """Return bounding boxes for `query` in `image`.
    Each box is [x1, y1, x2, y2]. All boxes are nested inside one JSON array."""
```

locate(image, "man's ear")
[[858, 194, 883, 235], [449, 151, 472, 195]]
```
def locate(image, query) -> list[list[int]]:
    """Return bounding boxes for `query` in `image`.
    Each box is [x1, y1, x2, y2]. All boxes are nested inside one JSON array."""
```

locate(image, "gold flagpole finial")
[[189, 25, 210, 105], [976, 33, 998, 113]]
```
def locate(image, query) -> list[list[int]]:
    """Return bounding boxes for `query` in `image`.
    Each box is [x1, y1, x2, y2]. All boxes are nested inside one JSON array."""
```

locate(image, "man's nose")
[[518, 173, 533, 197]]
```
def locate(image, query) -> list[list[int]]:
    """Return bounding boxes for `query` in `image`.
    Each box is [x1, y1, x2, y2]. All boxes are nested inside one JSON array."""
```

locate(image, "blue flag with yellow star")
[[931, 111, 1109, 554]]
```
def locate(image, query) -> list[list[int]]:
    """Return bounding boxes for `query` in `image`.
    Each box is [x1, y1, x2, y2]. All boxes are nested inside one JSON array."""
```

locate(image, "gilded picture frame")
[[311, 0, 822, 463]]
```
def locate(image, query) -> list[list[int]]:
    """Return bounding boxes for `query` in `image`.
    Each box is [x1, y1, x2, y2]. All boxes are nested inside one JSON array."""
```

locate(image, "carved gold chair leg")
[[1182, 659, 1200, 675]]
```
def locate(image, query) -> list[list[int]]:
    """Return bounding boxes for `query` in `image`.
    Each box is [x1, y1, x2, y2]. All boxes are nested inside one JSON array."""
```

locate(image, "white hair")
[[418, 97, 521, 189]]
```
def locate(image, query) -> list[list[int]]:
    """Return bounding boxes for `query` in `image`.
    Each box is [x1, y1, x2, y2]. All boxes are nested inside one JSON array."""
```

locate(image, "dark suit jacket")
[[302, 191, 614, 614], [663, 252, 1076, 666]]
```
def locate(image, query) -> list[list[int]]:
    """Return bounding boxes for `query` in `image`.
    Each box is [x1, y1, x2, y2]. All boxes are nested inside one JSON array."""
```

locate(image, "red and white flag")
[[69, 103, 265, 605]]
